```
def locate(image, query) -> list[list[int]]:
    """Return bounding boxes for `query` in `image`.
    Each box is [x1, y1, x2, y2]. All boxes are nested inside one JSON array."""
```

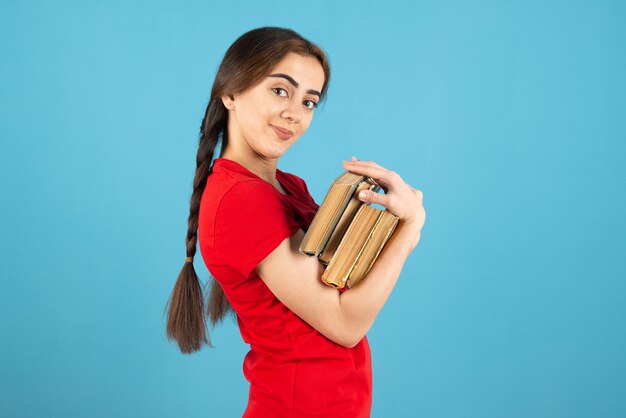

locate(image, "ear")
[[221, 94, 236, 110]]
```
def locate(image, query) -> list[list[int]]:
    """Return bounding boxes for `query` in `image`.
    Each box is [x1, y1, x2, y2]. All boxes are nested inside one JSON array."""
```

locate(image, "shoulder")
[[215, 179, 294, 225], [202, 175, 286, 232], [219, 178, 282, 207]]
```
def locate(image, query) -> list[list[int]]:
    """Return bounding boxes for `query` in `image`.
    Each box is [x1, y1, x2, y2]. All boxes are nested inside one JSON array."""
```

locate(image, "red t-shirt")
[[198, 158, 372, 418]]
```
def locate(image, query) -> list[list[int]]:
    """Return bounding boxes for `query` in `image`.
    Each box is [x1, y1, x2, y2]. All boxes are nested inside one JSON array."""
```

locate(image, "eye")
[[303, 100, 318, 110], [272, 87, 288, 97]]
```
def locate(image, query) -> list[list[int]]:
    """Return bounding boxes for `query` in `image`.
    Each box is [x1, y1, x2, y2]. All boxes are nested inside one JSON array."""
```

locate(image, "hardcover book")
[[299, 170, 399, 289]]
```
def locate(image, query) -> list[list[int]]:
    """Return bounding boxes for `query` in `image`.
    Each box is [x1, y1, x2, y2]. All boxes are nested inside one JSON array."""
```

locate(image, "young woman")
[[166, 27, 426, 417]]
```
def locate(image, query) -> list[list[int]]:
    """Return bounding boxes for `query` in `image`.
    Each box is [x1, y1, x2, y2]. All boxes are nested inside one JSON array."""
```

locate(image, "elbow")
[[321, 306, 369, 348], [340, 336, 364, 349], [334, 329, 366, 349], [340, 340, 359, 349]]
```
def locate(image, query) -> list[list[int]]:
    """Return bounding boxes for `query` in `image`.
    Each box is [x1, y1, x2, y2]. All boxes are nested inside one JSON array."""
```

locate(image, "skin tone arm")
[[256, 158, 426, 348]]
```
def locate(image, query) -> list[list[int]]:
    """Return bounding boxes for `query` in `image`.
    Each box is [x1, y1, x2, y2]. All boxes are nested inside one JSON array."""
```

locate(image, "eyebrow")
[[268, 73, 321, 98]]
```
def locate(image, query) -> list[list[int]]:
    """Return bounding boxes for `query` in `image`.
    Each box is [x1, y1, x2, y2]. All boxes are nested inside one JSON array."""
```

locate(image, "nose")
[[281, 99, 303, 123]]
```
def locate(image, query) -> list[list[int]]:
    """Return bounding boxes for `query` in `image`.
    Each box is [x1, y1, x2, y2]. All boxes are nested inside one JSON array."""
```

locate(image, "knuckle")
[[388, 171, 400, 182]]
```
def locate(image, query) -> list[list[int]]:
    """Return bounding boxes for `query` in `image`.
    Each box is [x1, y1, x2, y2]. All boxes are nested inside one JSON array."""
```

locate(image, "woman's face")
[[222, 52, 326, 161]]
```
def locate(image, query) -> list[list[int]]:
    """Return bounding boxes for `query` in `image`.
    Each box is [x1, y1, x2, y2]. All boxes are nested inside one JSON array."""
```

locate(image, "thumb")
[[358, 190, 386, 205]]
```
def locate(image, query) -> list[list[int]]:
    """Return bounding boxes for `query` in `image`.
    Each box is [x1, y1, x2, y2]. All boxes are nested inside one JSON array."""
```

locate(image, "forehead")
[[268, 52, 325, 92]]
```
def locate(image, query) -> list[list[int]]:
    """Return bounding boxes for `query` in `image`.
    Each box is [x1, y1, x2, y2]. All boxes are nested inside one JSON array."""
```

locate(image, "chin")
[[269, 150, 289, 159], [268, 143, 296, 159]]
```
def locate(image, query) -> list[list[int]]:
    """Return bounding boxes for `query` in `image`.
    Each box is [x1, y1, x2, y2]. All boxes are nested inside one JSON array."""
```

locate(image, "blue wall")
[[1, 1, 624, 417]]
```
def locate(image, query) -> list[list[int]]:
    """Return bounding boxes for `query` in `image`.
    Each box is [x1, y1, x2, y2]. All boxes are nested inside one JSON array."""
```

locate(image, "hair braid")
[[165, 98, 231, 353]]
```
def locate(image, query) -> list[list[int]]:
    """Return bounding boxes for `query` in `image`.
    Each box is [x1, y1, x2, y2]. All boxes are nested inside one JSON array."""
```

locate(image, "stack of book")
[[299, 171, 399, 289]]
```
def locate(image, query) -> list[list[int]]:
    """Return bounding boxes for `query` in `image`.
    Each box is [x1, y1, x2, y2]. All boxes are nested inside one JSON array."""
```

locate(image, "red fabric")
[[198, 158, 372, 418]]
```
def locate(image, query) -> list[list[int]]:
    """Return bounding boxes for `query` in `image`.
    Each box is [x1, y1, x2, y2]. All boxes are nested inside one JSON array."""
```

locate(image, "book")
[[299, 170, 399, 289], [300, 171, 379, 260]]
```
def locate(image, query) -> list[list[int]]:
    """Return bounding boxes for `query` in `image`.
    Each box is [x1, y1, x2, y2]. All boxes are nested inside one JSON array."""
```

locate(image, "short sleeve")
[[214, 180, 301, 278]]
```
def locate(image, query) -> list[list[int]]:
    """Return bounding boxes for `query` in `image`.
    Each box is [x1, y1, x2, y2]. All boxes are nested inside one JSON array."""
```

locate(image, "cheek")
[[251, 96, 274, 118], [302, 114, 314, 130], [240, 102, 267, 129]]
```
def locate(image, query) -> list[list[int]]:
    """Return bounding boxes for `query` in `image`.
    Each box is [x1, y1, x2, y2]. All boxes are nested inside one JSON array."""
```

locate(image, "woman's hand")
[[342, 157, 426, 247]]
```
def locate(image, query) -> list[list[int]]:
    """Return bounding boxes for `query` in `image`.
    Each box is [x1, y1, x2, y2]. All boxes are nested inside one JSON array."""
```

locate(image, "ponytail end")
[[165, 262, 212, 353]]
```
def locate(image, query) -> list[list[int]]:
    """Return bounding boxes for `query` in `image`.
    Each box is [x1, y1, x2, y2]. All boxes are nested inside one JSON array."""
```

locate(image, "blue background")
[[1, 1, 624, 417]]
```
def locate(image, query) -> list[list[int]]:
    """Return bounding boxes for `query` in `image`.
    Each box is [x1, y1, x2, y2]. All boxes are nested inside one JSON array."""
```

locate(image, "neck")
[[221, 150, 279, 185]]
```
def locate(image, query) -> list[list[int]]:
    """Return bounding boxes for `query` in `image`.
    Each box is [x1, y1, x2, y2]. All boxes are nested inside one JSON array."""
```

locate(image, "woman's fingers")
[[356, 188, 389, 206], [341, 160, 395, 188], [344, 158, 388, 171], [341, 159, 425, 229], [344, 157, 386, 170]]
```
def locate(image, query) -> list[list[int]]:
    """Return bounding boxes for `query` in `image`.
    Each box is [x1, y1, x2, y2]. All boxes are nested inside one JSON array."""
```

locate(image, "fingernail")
[[359, 191, 367, 200]]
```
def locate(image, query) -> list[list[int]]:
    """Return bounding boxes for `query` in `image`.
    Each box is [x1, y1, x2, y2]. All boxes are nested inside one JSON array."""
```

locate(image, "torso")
[[197, 158, 373, 417]]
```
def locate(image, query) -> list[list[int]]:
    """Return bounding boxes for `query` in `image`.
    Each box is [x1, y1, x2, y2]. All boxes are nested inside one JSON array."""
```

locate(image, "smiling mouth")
[[271, 125, 294, 140]]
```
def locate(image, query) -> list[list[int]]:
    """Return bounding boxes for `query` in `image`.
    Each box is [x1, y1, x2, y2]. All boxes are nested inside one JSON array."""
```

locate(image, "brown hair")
[[165, 27, 331, 353]]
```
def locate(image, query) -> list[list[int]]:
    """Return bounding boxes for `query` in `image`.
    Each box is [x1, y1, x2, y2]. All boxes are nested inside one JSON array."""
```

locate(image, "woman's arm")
[[256, 159, 426, 348]]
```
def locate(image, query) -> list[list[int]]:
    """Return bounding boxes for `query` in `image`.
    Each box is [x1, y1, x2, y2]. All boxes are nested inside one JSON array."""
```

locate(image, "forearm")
[[338, 220, 420, 344]]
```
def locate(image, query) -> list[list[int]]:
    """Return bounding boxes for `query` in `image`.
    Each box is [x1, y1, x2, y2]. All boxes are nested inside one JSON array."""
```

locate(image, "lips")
[[271, 124, 294, 140]]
